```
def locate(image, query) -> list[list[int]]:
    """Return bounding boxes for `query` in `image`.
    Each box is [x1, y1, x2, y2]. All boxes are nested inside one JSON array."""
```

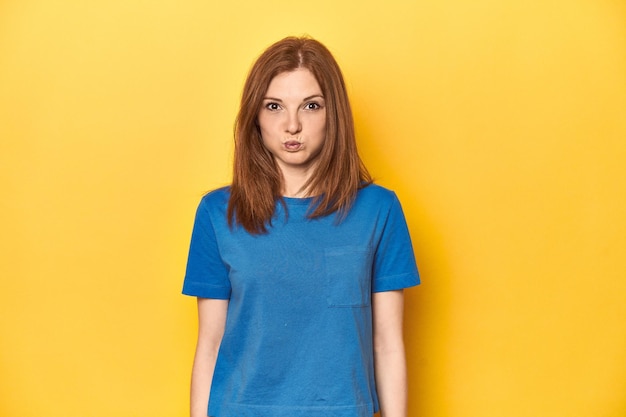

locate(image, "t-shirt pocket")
[[324, 245, 373, 307]]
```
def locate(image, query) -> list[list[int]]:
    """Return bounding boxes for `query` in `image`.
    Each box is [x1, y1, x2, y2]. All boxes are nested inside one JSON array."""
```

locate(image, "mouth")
[[282, 139, 303, 151]]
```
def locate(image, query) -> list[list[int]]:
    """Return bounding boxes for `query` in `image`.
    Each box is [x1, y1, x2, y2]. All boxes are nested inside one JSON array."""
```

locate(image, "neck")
[[280, 167, 314, 198]]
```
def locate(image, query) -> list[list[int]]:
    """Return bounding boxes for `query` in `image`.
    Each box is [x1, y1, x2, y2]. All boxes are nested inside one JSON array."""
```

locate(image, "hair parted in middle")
[[227, 36, 372, 234]]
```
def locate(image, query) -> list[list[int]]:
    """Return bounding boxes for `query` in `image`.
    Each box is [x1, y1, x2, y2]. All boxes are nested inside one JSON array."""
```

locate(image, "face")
[[258, 68, 326, 176]]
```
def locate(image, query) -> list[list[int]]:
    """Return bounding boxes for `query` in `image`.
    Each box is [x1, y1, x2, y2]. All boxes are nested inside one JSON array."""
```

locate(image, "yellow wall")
[[1, 0, 625, 416]]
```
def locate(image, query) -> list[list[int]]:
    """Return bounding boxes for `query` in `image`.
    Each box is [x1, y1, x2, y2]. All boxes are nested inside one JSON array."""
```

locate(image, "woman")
[[183, 36, 419, 417]]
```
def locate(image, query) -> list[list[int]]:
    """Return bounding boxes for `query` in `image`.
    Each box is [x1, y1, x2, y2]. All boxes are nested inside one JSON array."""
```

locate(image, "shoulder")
[[346, 183, 404, 221], [199, 186, 230, 208], [195, 186, 231, 221], [356, 183, 398, 206]]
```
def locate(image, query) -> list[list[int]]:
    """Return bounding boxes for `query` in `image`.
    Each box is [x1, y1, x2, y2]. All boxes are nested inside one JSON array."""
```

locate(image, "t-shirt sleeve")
[[182, 198, 231, 299], [372, 193, 420, 292]]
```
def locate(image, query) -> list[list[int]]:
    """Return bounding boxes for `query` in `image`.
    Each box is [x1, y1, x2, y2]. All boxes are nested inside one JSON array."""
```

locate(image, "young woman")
[[183, 36, 419, 417]]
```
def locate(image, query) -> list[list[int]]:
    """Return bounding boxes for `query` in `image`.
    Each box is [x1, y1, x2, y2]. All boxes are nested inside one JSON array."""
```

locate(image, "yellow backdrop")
[[1, 0, 625, 416]]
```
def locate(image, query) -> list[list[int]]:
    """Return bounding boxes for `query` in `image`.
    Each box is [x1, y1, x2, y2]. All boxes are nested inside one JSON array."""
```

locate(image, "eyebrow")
[[263, 94, 325, 102]]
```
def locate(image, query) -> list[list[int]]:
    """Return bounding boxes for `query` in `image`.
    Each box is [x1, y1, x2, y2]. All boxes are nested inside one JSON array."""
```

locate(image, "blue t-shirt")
[[183, 184, 419, 417]]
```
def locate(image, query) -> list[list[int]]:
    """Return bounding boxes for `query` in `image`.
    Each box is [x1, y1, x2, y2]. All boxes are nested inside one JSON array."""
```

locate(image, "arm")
[[372, 290, 407, 417], [190, 297, 229, 417]]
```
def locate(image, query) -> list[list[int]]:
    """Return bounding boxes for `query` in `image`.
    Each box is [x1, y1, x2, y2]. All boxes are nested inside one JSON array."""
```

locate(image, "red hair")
[[228, 36, 372, 234]]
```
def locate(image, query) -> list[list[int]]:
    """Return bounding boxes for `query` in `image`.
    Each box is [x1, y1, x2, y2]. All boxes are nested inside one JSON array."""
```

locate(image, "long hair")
[[228, 36, 372, 234]]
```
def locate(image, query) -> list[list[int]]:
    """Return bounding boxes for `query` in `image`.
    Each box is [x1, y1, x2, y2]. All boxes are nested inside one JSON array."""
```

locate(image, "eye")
[[304, 102, 321, 110], [265, 102, 281, 111]]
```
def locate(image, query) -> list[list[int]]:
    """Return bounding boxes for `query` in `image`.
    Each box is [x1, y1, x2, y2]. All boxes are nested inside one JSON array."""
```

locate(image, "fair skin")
[[257, 68, 327, 197], [190, 69, 408, 417], [190, 298, 228, 417], [373, 290, 408, 417]]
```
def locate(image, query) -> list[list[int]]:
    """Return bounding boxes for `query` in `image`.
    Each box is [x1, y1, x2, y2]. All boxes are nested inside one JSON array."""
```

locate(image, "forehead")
[[265, 68, 322, 97]]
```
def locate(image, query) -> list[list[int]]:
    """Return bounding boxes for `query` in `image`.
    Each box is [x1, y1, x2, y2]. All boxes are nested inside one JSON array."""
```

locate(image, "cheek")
[[315, 125, 326, 139], [310, 114, 327, 135], [257, 111, 279, 128], [257, 119, 276, 139]]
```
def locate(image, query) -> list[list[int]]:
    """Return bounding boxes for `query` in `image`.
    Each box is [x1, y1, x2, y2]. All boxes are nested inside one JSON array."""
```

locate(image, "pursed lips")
[[282, 137, 303, 151], [283, 141, 303, 151]]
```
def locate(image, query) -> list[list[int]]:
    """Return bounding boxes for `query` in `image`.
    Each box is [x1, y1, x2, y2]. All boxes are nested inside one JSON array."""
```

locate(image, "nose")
[[285, 110, 302, 134]]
